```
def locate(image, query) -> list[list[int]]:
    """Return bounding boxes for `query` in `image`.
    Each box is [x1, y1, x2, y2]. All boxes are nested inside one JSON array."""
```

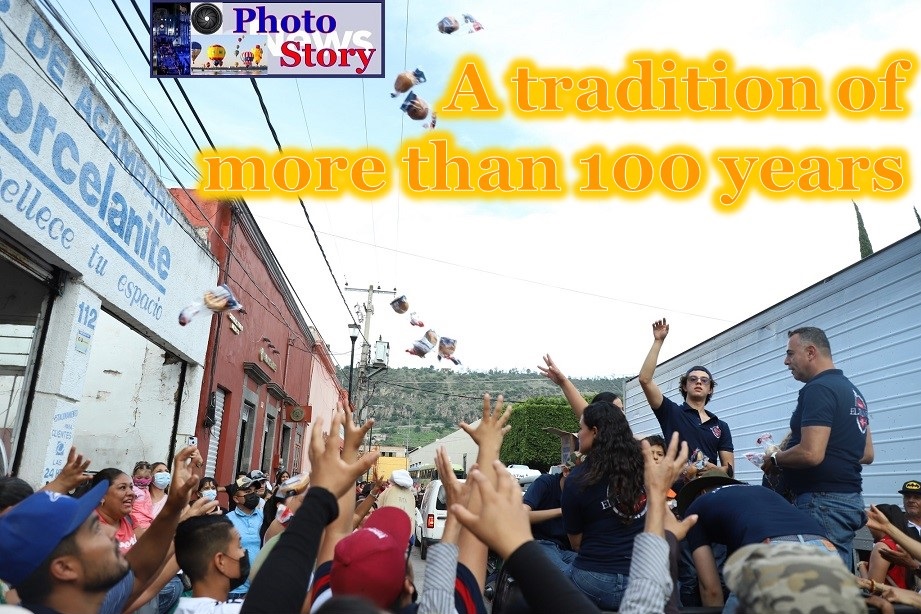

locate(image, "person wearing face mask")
[[174, 515, 251, 613], [198, 478, 227, 515], [225, 477, 264, 600], [131, 461, 153, 529], [133, 462, 172, 537]]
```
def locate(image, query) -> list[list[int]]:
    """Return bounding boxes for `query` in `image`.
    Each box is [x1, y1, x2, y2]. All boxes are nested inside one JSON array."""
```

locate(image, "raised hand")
[[652, 318, 669, 341], [309, 410, 379, 499], [45, 446, 92, 494], [450, 461, 533, 559], [460, 394, 513, 456], [180, 495, 219, 521], [538, 354, 567, 387], [341, 403, 374, 460], [169, 445, 203, 506], [644, 432, 688, 497], [435, 447, 473, 510], [878, 543, 920, 569], [867, 505, 893, 535]]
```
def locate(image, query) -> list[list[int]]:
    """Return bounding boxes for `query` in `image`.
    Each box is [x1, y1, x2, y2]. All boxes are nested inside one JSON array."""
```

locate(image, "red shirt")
[[96, 510, 138, 554]]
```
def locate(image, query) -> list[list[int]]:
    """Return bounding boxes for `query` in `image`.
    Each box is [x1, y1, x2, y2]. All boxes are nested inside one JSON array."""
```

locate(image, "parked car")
[[415, 478, 464, 560]]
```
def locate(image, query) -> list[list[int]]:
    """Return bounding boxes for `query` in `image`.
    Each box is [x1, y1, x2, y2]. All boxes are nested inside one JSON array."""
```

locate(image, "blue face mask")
[[153, 472, 171, 490], [200, 489, 218, 501]]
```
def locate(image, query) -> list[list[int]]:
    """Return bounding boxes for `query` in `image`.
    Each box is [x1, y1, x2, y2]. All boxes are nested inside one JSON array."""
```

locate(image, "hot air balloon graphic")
[[207, 44, 225, 67]]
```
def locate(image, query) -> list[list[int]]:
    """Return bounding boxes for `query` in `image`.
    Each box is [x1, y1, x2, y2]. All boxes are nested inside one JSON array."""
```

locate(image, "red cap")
[[331, 507, 412, 607]]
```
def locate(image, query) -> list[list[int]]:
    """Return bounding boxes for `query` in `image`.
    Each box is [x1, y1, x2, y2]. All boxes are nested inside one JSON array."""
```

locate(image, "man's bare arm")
[[639, 319, 668, 412]]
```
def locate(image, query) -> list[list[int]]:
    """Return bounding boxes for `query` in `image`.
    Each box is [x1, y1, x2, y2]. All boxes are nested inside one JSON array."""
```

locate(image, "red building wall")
[[171, 189, 342, 493]]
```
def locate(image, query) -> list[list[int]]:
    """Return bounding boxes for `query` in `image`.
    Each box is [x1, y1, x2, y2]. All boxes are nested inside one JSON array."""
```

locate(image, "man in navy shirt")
[[523, 454, 580, 574], [639, 319, 734, 477], [639, 317, 734, 607], [677, 472, 834, 608], [763, 326, 874, 571]]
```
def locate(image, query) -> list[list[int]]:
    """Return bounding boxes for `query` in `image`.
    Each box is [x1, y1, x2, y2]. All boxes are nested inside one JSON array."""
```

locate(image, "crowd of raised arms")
[[1, 320, 920, 614]]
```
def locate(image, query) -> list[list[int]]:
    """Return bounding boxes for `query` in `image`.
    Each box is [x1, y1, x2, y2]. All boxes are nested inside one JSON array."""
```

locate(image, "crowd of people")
[[0, 321, 919, 614]]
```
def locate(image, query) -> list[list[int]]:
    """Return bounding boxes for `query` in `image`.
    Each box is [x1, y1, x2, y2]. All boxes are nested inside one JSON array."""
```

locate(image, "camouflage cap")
[[723, 542, 864, 614]]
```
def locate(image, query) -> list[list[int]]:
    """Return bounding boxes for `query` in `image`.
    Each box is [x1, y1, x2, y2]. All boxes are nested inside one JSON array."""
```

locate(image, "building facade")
[[0, 0, 218, 482], [171, 190, 345, 490]]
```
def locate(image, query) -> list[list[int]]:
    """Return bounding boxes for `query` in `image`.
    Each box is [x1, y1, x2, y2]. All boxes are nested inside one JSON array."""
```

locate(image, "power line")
[[22, 3, 329, 351], [252, 214, 735, 323], [248, 78, 357, 325]]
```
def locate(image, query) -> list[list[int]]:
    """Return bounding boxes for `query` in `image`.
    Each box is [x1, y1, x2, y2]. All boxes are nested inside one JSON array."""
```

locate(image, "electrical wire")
[[253, 214, 735, 323], [248, 79, 359, 328], [86, 0, 360, 351], [6, 7, 327, 354]]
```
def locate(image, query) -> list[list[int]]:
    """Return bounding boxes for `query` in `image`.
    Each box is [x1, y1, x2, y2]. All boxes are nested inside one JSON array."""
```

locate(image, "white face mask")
[[153, 472, 171, 490], [200, 489, 218, 501]]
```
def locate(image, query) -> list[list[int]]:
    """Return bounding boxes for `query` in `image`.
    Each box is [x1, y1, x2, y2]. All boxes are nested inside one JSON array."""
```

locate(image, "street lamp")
[[347, 323, 360, 409]]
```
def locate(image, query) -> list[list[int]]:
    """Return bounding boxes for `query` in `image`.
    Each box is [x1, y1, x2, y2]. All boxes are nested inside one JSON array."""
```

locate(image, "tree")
[[499, 395, 580, 472], [853, 201, 873, 259]]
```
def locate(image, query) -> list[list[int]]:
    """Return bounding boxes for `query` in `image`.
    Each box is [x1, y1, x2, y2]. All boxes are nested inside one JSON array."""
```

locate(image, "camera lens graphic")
[[192, 3, 222, 35]]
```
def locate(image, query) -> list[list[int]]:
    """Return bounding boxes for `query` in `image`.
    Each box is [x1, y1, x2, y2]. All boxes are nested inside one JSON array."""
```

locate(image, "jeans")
[[157, 575, 184, 614], [535, 540, 578, 576], [568, 566, 629, 611], [793, 491, 866, 571]]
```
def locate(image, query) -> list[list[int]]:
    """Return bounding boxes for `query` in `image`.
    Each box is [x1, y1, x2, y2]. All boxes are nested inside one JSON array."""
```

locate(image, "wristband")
[[771, 451, 780, 469]]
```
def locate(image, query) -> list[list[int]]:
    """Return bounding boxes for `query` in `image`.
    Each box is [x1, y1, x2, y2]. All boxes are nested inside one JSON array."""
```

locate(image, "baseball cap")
[[331, 507, 412, 607], [675, 469, 741, 515], [684, 365, 713, 379], [898, 479, 921, 495], [235, 476, 254, 490], [0, 481, 109, 586], [723, 542, 863, 614], [248, 470, 268, 483]]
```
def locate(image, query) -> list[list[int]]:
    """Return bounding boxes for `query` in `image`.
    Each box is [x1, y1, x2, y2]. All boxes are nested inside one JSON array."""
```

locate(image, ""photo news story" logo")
[[151, 1, 384, 78]]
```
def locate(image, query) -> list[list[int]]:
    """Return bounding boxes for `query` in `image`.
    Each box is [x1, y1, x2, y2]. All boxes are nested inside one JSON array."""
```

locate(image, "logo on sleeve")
[[710, 426, 722, 439], [850, 391, 869, 434]]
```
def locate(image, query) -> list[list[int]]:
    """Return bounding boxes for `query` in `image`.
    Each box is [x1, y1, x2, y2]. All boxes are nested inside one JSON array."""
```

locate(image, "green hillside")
[[337, 366, 627, 450]]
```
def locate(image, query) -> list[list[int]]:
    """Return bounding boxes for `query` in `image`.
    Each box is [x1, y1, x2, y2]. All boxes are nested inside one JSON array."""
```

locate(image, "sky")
[[50, 0, 921, 378]]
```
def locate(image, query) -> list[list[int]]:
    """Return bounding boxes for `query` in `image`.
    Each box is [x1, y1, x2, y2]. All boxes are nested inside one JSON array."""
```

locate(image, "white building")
[[408, 420, 481, 471], [0, 0, 217, 482]]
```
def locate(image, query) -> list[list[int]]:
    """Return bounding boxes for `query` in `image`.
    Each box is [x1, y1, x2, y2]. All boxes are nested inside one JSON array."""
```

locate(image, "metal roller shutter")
[[205, 389, 225, 477]]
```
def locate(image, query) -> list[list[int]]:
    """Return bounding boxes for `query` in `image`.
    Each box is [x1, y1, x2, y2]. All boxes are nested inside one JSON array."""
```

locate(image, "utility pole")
[[344, 284, 395, 423]]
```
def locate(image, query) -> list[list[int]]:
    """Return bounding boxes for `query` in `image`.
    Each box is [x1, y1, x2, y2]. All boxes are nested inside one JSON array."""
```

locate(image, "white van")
[[414, 478, 464, 559]]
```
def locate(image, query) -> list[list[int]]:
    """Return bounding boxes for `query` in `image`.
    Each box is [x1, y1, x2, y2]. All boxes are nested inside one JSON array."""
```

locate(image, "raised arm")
[[539, 354, 588, 418], [241, 409, 378, 614], [638, 319, 668, 412], [41, 446, 92, 494], [126, 446, 209, 602], [316, 404, 375, 567], [867, 505, 921, 562], [456, 394, 513, 591]]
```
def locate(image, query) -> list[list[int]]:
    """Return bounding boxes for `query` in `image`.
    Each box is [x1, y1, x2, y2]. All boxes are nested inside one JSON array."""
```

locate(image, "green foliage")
[[500, 396, 580, 472], [337, 366, 625, 452], [853, 201, 874, 259]]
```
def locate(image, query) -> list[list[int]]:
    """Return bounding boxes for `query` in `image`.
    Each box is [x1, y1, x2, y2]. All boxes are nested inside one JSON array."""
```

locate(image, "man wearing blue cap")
[[0, 480, 129, 614]]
